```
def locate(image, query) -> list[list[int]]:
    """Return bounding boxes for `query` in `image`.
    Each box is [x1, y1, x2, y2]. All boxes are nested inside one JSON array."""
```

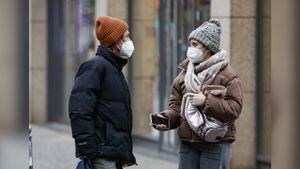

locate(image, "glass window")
[[153, 0, 211, 153]]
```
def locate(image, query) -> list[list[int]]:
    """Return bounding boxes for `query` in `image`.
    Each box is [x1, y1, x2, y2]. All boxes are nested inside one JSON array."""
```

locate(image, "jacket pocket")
[[74, 134, 98, 159], [178, 120, 192, 140], [100, 122, 131, 162], [94, 119, 106, 144], [105, 122, 128, 144]]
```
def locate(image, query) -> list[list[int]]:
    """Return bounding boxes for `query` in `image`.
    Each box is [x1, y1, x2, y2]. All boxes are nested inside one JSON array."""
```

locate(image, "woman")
[[152, 19, 243, 169]]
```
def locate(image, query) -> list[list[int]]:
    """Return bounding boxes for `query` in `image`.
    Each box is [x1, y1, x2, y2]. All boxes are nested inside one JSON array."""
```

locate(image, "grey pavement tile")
[[31, 123, 177, 169]]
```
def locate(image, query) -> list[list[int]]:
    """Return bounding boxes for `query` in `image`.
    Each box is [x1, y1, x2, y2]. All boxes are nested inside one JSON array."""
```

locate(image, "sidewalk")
[[32, 123, 177, 169]]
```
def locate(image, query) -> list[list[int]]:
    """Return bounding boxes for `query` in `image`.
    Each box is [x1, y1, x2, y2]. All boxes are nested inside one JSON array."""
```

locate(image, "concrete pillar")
[[95, 0, 107, 48], [211, 0, 257, 168], [63, 0, 76, 124], [230, 1, 257, 168], [272, 1, 294, 168], [259, 0, 271, 161], [96, 0, 107, 17], [130, 0, 157, 135], [29, 0, 48, 123], [107, 0, 127, 21], [106, 0, 129, 75], [0, 0, 24, 130], [211, 0, 231, 58], [105, 0, 157, 135]]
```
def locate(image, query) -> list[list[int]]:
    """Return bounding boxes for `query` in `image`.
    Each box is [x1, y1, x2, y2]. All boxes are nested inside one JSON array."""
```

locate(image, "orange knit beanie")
[[95, 16, 129, 47]]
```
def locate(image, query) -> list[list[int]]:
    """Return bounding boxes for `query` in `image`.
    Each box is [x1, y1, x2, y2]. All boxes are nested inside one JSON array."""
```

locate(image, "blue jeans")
[[178, 141, 231, 169]]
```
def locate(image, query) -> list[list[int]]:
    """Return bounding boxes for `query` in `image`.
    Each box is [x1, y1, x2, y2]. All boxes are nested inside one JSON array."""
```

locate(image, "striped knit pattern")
[[95, 16, 128, 47]]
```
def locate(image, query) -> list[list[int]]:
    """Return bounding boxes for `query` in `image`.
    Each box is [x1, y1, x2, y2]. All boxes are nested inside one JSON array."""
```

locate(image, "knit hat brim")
[[100, 23, 128, 47], [188, 31, 220, 54]]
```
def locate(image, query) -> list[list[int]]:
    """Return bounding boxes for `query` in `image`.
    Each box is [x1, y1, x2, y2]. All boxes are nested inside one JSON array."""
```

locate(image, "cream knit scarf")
[[184, 49, 228, 93], [180, 50, 229, 141]]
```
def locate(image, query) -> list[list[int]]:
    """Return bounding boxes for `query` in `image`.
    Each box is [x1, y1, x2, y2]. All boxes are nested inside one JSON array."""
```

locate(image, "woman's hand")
[[187, 92, 206, 107], [153, 124, 169, 131], [151, 113, 169, 131]]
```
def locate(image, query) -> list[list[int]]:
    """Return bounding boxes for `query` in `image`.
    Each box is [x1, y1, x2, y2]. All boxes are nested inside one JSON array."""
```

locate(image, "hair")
[[190, 38, 209, 51]]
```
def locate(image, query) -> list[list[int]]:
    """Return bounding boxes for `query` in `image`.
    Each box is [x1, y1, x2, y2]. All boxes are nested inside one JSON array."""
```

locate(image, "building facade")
[[29, 0, 270, 168]]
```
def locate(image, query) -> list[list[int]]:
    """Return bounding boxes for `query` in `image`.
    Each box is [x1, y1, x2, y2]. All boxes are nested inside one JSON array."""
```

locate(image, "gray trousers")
[[91, 158, 118, 169], [178, 141, 231, 169]]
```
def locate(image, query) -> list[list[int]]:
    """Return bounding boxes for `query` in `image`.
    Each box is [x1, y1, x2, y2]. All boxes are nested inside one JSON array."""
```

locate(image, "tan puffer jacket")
[[160, 59, 243, 143]]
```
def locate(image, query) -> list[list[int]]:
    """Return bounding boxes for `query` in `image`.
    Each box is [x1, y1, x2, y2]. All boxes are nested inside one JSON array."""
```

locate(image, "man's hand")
[[188, 92, 206, 107]]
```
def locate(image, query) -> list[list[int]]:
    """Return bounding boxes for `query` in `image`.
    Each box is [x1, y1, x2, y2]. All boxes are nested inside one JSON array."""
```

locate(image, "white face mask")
[[187, 47, 204, 63], [119, 40, 135, 59]]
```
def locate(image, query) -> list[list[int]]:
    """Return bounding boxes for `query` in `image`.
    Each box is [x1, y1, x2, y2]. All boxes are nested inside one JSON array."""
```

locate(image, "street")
[[32, 123, 177, 169]]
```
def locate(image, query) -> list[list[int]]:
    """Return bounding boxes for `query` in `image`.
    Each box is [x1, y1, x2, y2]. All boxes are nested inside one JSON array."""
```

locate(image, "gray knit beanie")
[[188, 19, 221, 54]]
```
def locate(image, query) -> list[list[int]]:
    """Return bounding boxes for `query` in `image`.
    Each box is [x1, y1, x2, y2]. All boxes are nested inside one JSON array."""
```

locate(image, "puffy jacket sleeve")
[[203, 76, 243, 122], [160, 75, 183, 129], [68, 60, 103, 159]]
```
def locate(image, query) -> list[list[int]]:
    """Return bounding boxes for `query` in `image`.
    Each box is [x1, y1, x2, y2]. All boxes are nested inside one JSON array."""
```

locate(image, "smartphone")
[[150, 113, 170, 129]]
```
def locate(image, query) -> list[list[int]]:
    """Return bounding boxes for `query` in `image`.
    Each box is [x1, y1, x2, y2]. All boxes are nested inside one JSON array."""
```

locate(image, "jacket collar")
[[96, 45, 128, 70], [178, 57, 228, 73], [178, 58, 189, 70]]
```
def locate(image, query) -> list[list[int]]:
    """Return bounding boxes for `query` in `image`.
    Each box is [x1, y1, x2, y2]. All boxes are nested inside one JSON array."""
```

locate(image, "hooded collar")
[[96, 45, 128, 70]]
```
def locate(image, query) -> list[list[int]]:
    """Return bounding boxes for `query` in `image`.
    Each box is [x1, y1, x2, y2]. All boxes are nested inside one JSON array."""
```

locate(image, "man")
[[153, 19, 243, 169], [69, 16, 136, 169]]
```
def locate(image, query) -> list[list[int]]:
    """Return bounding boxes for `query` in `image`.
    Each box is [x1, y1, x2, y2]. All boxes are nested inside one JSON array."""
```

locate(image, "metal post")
[[127, 0, 133, 89], [29, 125, 33, 169], [255, 0, 271, 168], [158, 0, 167, 151], [47, 0, 66, 122]]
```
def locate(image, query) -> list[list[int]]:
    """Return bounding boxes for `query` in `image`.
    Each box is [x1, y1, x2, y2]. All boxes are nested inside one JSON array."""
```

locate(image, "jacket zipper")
[[119, 71, 137, 165]]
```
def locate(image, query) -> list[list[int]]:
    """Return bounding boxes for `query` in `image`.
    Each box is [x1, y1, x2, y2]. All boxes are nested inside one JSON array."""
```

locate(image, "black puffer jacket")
[[68, 45, 136, 166]]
